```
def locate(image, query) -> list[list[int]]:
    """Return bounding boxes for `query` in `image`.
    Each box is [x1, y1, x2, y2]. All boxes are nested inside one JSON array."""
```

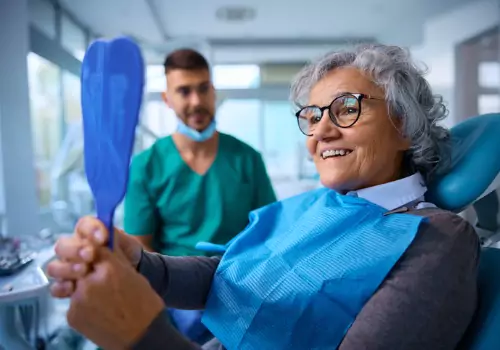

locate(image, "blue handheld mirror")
[[81, 37, 144, 248]]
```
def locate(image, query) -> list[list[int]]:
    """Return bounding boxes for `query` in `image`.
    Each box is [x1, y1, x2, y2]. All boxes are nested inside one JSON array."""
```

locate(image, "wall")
[[412, 0, 500, 126]]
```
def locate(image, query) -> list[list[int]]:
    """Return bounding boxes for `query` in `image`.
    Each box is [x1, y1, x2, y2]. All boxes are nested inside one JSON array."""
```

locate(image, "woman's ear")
[[391, 117, 411, 151], [400, 137, 412, 151]]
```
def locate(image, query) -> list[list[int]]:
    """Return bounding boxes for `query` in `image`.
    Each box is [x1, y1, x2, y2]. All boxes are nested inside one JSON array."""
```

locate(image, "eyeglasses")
[[295, 93, 384, 136]]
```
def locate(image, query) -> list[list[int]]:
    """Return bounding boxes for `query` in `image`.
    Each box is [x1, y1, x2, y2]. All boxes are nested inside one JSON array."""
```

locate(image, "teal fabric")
[[124, 133, 276, 256], [203, 188, 425, 350]]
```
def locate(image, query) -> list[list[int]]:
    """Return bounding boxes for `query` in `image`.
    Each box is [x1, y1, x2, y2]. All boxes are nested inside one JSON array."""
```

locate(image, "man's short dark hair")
[[163, 49, 210, 74]]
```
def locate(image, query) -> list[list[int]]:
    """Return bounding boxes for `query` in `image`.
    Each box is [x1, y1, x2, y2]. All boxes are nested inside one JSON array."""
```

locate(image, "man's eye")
[[198, 85, 209, 94], [179, 88, 190, 96]]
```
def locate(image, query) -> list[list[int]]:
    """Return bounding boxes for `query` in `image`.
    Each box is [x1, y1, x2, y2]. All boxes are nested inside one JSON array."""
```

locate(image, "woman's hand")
[[47, 216, 143, 297], [66, 246, 165, 350]]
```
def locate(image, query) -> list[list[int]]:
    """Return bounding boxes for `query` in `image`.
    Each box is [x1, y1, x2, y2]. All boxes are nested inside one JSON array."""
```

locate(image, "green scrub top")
[[124, 133, 277, 256]]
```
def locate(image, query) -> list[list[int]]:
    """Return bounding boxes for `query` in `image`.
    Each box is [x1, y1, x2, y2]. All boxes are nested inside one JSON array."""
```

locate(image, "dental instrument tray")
[[0, 238, 36, 277]]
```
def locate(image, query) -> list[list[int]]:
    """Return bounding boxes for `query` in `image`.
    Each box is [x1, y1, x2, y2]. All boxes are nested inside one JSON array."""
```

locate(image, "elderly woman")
[[48, 44, 479, 350]]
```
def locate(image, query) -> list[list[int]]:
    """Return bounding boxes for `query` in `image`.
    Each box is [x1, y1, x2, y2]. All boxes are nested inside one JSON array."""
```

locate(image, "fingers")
[[56, 216, 112, 264], [75, 216, 109, 245], [54, 236, 96, 263], [94, 245, 128, 269], [50, 280, 75, 298], [46, 260, 90, 280]]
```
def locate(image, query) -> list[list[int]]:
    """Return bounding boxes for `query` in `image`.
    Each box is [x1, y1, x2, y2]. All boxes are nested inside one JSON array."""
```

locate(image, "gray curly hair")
[[290, 44, 451, 181]]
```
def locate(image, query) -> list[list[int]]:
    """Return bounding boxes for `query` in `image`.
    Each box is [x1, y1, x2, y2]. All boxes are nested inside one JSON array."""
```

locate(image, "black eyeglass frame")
[[295, 93, 384, 136]]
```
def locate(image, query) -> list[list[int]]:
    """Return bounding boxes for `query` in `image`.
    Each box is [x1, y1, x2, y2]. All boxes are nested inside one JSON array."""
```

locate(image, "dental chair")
[[426, 113, 500, 350]]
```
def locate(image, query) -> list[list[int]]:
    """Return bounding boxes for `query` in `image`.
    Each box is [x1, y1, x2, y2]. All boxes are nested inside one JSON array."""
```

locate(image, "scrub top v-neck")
[[124, 132, 277, 256]]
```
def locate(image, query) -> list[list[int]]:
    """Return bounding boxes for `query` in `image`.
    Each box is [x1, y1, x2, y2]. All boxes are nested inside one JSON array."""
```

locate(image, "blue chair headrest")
[[427, 113, 500, 212]]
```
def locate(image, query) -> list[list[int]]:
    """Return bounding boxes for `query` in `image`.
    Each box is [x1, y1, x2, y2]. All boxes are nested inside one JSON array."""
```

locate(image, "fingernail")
[[72, 264, 85, 272], [62, 281, 74, 292], [94, 230, 105, 243], [79, 247, 93, 261]]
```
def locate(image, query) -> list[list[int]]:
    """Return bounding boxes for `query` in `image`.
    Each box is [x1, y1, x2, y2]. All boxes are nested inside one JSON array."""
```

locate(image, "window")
[[146, 64, 261, 92], [216, 99, 306, 178], [142, 101, 176, 135], [146, 65, 166, 93], [61, 15, 87, 60], [28, 0, 56, 39], [262, 101, 302, 179], [62, 71, 82, 124], [133, 100, 176, 151], [213, 65, 260, 89], [478, 95, 500, 114], [478, 62, 500, 88], [217, 99, 261, 150], [27, 53, 63, 207], [216, 98, 317, 199]]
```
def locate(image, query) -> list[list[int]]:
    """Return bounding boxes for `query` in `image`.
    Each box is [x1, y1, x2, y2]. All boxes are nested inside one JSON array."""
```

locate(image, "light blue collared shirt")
[[347, 173, 436, 211]]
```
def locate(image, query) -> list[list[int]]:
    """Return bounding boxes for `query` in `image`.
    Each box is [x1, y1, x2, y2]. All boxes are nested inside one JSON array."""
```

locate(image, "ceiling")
[[58, 0, 477, 64]]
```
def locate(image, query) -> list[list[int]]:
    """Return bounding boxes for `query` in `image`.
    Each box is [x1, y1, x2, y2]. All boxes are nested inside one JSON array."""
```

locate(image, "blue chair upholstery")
[[427, 113, 500, 212], [458, 248, 500, 350], [426, 113, 500, 350]]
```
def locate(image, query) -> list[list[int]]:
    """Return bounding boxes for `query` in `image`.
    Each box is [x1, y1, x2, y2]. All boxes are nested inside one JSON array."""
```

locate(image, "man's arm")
[[138, 251, 221, 310], [252, 152, 277, 209], [339, 211, 480, 350], [124, 155, 159, 252]]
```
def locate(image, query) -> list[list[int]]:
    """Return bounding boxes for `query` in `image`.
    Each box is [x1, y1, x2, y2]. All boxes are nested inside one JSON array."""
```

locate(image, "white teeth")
[[321, 149, 352, 159]]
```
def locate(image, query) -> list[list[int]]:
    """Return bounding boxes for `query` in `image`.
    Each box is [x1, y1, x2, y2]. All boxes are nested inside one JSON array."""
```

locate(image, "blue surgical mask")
[[176, 118, 216, 142]]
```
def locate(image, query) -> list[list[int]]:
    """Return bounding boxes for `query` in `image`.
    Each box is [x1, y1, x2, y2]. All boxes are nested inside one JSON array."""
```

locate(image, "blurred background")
[[0, 0, 499, 348]]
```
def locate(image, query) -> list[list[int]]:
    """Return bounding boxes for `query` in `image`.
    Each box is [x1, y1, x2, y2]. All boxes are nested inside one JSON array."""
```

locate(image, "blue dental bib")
[[203, 188, 425, 350]]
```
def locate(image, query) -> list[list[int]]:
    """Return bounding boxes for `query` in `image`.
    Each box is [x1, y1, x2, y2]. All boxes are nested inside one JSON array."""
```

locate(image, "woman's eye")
[[311, 115, 321, 124]]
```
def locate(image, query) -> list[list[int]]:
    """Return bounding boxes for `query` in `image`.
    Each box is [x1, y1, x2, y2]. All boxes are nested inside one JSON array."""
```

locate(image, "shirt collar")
[[347, 173, 427, 211]]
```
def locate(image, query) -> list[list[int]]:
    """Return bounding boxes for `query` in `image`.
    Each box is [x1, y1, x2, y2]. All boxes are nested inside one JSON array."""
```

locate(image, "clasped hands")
[[46, 217, 165, 350]]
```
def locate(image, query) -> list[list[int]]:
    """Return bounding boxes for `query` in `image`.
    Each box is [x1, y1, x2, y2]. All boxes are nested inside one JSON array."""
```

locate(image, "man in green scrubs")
[[123, 48, 276, 343], [124, 49, 276, 256]]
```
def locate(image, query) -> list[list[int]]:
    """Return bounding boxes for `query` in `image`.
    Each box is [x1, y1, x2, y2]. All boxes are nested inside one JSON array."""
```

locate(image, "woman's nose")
[[313, 111, 341, 142]]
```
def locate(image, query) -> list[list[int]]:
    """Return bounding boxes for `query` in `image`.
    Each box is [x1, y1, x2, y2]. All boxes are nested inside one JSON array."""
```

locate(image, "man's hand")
[[47, 216, 143, 298], [66, 246, 165, 350]]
